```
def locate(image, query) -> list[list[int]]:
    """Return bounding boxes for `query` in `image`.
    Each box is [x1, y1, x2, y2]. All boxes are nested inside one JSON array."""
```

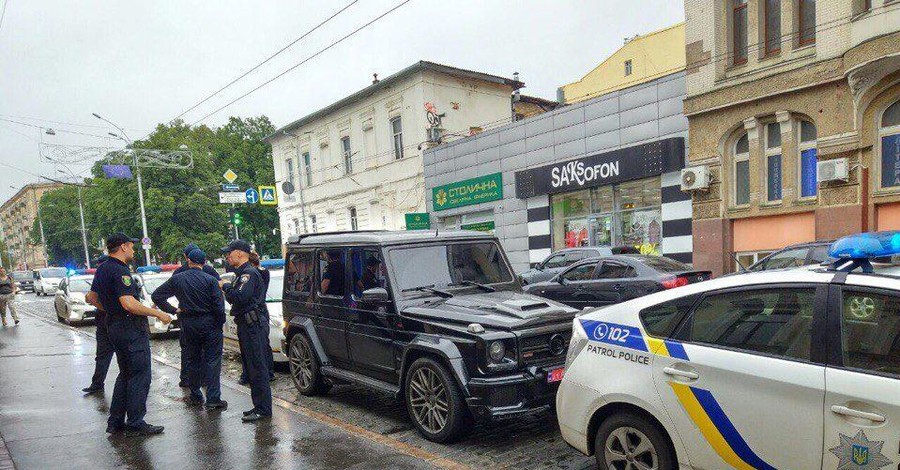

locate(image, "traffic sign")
[[222, 183, 240, 191], [141, 237, 151, 245], [219, 192, 246, 204], [245, 188, 259, 204], [223, 169, 238, 183], [142, 244, 151, 250], [259, 186, 277, 206]]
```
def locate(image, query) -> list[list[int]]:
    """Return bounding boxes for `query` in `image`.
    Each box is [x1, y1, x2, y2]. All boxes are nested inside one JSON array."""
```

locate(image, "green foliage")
[[37, 116, 280, 266]]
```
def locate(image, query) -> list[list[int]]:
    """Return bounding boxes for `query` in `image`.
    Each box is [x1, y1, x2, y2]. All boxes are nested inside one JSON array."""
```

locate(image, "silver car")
[[54, 275, 98, 324], [138, 271, 181, 337]]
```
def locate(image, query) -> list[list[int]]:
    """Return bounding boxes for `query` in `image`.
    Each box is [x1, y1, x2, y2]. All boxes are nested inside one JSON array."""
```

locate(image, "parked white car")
[[138, 271, 180, 336], [557, 262, 899, 469], [33, 267, 67, 296], [53, 275, 97, 324], [223, 269, 287, 363]]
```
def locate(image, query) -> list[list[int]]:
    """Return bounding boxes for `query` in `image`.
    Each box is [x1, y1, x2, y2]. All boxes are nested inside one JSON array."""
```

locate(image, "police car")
[[557, 231, 900, 469], [138, 268, 181, 336]]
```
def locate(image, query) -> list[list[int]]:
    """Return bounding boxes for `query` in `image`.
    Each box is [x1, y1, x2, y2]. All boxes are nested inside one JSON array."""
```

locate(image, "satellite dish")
[[281, 181, 295, 195]]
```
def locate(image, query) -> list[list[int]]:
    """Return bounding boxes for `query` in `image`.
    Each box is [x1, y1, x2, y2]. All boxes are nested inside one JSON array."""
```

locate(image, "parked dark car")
[[517, 246, 640, 285], [523, 254, 711, 309], [11, 270, 33, 292], [744, 240, 834, 272], [281, 230, 578, 443]]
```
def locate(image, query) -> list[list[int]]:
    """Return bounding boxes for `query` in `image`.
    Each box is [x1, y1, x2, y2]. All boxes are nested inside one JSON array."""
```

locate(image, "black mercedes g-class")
[[280, 230, 578, 442]]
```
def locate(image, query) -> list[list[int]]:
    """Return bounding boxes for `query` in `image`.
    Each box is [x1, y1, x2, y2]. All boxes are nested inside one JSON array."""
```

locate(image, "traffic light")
[[233, 211, 243, 226]]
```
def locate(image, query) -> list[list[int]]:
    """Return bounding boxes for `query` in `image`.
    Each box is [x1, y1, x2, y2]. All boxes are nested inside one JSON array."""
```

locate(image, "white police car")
[[557, 231, 900, 469]]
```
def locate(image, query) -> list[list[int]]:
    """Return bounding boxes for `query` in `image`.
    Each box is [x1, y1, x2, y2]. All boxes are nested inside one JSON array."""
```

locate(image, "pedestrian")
[[82, 255, 113, 395], [173, 243, 220, 388], [85, 233, 172, 436], [151, 248, 227, 411], [0, 267, 19, 327], [249, 251, 274, 382], [219, 240, 271, 422]]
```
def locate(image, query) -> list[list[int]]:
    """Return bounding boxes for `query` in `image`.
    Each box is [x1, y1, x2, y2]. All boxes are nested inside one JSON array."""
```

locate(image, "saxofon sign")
[[432, 173, 503, 211], [514, 137, 685, 198]]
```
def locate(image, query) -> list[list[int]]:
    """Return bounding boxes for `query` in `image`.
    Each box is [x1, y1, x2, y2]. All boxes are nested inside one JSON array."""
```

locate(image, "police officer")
[[152, 249, 227, 410], [173, 243, 220, 388], [249, 251, 274, 382], [82, 255, 112, 395], [219, 240, 271, 422], [86, 233, 172, 436]]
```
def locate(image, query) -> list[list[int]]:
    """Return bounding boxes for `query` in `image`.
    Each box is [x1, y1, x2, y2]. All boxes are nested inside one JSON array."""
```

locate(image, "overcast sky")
[[0, 0, 684, 201]]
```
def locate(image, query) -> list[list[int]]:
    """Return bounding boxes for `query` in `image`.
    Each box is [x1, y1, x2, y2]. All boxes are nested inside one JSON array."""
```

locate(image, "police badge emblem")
[[122, 275, 132, 287], [830, 430, 892, 470]]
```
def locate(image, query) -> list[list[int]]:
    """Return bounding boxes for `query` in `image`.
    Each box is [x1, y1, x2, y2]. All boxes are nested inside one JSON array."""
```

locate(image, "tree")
[[31, 185, 93, 267]]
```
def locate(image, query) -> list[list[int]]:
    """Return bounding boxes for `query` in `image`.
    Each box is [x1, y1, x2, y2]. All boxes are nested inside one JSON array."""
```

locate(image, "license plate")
[[547, 367, 565, 383]]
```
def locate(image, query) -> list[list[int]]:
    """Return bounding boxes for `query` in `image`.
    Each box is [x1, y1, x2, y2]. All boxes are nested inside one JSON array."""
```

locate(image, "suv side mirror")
[[555, 275, 566, 285], [361, 287, 389, 303]]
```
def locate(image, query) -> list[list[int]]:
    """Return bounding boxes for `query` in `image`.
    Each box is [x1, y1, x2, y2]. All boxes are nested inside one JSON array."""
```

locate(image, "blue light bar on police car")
[[136, 265, 162, 273], [830, 231, 900, 259], [260, 258, 285, 269]]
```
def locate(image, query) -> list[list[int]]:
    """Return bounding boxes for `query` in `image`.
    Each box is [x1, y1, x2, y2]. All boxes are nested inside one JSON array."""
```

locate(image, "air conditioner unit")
[[426, 127, 443, 144], [681, 166, 710, 191], [817, 158, 849, 183]]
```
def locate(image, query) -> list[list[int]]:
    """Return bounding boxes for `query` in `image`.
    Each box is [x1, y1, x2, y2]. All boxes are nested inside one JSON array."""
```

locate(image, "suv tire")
[[594, 412, 675, 470], [404, 357, 468, 443], [288, 333, 329, 396]]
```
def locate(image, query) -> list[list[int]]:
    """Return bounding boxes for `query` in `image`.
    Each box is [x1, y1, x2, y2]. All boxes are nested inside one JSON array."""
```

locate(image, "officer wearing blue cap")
[[172, 243, 220, 387], [82, 255, 112, 395], [219, 239, 271, 422], [86, 233, 172, 436], [152, 248, 227, 410]]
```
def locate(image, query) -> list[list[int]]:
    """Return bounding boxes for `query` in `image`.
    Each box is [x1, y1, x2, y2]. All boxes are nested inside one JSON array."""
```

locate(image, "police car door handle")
[[662, 367, 699, 380], [830, 405, 886, 423]]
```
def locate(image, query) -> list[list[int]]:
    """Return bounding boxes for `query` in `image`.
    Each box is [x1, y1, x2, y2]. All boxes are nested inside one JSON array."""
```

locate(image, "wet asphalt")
[[0, 299, 439, 470]]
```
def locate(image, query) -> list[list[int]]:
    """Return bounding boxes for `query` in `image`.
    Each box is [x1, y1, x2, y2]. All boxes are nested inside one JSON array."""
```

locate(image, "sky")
[[0, 0, 685, 202]]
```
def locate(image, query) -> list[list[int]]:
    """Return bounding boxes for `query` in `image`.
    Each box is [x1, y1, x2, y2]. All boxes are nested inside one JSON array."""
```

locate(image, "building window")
[[798, 0, 816, 46], [798, 121, 818, 198], [341, 136, 353, 174], [285, 158, 296, 188], [310, 214, 318, 233], [624, 60, 633, 76], [880, 100, 900, 189], [764, 0, 781, 56], [732, 0, 749, 65], [765, 122, 782, 202], [292, 218, 300, 235], [390, 117, 404, 160], [734, 133, 750, 206], [302, 152, 312, 187], [349, 207, 358, 231]]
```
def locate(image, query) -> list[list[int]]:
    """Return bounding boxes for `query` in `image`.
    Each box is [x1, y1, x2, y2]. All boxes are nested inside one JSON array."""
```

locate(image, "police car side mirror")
[[361, 287, 389, 303]]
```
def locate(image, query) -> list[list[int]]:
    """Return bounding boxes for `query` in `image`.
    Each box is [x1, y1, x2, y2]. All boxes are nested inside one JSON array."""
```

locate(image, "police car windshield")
[[266, 272, 282, 302], [391, 241, 513, 294], [68, 278, 93, 292], [40, 268, 67, 278]]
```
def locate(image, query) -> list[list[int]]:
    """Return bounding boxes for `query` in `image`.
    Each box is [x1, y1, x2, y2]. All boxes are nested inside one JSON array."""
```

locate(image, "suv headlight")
[[565, 320, 589, 371], [488, 340, 505, 363]]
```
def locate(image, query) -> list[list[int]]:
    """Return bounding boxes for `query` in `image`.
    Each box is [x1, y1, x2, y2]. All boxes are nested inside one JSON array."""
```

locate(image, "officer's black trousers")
[[236, 319, 272, 416], [107, 320, 151, 428], [240, 312, 274, 382], [89, 317, 114, 388], [179, 327, 188, 384], [181, 315, 223, 403]]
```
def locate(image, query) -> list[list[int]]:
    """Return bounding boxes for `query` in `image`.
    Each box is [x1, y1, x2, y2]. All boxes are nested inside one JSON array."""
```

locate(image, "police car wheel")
[[404, 357, 467, 443], [289, 334, 328, 396], [594, 412, 675, 470]]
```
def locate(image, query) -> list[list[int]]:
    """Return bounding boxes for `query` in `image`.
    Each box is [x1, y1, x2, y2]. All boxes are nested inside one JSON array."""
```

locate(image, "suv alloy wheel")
[[404, 357, 468, 443], [288, 334, 329, 395], [594, 412, 675, 470]]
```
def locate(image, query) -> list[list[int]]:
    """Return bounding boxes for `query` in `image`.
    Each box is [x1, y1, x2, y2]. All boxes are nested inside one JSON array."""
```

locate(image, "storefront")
[[431, 173, 502, 234]]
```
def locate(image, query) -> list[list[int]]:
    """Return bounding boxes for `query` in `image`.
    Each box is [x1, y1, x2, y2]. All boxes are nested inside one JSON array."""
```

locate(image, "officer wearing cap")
[[85, 233, 172, 436], [152, 249, 227, 410], [172, 243, 220, 388], [82, 255, 111, 395], [219, 240, 271, 422]]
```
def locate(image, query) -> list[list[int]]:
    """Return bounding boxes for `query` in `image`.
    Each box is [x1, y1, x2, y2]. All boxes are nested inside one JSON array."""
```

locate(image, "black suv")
[[281, 230, 578, 442]]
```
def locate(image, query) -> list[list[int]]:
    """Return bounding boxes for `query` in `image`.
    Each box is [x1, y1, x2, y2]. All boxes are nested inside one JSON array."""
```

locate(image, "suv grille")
[[519, 329, 571, 367]]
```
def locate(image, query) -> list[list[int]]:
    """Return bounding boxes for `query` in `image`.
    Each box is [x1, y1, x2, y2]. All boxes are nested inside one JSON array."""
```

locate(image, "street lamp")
[[57, 168, 92, 269], [92, 112, 151, 265]]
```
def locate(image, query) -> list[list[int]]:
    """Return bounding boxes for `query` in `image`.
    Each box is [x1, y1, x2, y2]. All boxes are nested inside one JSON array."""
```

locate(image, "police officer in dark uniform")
[[152, 249, 227, 410], [249, 251, 274, 382], [172, 243, 220, 388], [82, 255, 112, 395], [86, 233, 172, 436], [219, 240, 271, 422]]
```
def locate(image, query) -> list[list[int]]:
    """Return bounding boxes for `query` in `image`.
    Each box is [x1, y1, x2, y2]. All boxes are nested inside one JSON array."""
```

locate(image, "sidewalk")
[[0, 314, 437, 470]]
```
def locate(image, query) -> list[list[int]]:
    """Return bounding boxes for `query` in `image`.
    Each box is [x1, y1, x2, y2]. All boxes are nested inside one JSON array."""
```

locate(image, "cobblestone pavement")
[[19, 294, 594, 470]]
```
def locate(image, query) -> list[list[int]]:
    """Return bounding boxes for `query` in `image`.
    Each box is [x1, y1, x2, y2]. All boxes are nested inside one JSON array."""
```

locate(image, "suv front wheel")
[[594, 412, 675, 470], [404, 357, 467, 443], [288, 333, 329, 396]]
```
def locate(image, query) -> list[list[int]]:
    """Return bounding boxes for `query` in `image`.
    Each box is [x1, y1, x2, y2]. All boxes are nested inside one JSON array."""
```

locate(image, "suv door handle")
[[830, 405, 886, 423], [663, 366, 699, 380]]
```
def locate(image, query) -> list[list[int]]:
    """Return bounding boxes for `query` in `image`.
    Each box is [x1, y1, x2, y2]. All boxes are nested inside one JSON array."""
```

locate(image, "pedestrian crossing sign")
[[258, 186, 278, 206]]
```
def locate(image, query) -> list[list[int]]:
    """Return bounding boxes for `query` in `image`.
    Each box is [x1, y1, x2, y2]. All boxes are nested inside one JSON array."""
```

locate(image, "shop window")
[[733, 133, 750, 206], [880, 100, 900, 189], [798, 121, 817, 198], [732, 0, 749, 65], [765, 123, 782, 202], [798, 0, 816, 46], [764, 0, 781, 56]]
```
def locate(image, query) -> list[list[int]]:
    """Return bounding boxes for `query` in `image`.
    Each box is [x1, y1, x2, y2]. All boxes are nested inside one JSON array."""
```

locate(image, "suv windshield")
[[391, 242, 513, 293], [40, 268, 68, 278]]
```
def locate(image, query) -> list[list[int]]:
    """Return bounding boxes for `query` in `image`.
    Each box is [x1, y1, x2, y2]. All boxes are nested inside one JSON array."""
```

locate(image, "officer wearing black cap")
[[86, 233, 172, 436], [172, 243, 220, 387], [82, 255, 111, 395], [219, 239, 271, 422], [152, 248, 227, 410]]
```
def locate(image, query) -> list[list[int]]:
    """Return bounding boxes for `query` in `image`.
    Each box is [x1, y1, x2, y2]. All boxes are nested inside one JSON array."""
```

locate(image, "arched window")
[[765, 122, 782, 201], [880, 100, 900, 189], [798, 121, 817, 198], [734, 132, 750, 206]]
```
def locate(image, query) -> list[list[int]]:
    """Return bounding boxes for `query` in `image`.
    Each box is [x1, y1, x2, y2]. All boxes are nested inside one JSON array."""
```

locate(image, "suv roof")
[[287, 229, 496, 247]]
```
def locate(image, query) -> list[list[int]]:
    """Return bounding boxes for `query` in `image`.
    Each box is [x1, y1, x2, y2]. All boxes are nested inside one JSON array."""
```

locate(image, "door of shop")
[[587, 214, 613, 247]]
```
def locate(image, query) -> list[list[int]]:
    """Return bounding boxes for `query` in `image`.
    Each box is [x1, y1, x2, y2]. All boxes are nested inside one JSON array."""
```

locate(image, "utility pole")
[[77, 186, 91, 269]]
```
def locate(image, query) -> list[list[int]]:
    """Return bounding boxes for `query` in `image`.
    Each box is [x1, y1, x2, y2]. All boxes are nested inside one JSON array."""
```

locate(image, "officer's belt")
[[179, 310, 215, 317]]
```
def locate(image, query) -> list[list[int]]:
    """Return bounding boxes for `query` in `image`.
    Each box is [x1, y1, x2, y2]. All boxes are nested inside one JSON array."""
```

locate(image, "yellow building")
[[557, 23, 686, 104], [0, 182, 61, 270]]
